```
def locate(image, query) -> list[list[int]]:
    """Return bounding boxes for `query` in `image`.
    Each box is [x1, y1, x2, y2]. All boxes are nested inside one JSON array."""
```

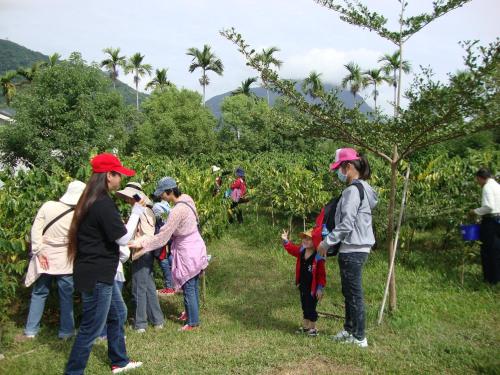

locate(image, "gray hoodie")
[[324, 179, 378, 254]]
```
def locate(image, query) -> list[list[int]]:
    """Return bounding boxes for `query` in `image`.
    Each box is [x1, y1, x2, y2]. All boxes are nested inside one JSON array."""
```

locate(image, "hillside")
[[206, 83, 372, 118], [0, 39, 146, 108]]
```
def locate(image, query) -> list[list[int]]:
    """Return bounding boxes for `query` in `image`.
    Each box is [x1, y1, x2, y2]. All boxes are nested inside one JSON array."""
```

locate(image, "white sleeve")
[[119, 246, 130, 263], [115, 204, 145, 246], [474, 184, 494, 216]]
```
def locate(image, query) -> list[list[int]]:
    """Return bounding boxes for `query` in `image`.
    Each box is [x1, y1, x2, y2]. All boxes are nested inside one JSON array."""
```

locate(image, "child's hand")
[[316, 289, 323, 301], [281, 229, 289, 242]]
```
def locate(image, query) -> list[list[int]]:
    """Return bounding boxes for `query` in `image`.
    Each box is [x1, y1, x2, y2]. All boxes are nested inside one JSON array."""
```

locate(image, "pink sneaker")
[[111, 361, 143, 373], [178, 324, 198, 332], [157, 288, 175, 296], [178, 311, 188, 322]]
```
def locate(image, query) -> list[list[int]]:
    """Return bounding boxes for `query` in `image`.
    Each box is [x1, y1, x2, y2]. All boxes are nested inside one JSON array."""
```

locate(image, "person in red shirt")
[[229, 167, 247, 224], [281, 228, 326, 337]]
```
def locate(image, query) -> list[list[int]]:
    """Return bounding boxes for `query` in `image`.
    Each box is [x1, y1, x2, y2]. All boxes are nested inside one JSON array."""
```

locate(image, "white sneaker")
[[343, 336, 368, 348], [134, 328, 146, 334], [331, 330, 351, 342], [111, 361, 143, 373]]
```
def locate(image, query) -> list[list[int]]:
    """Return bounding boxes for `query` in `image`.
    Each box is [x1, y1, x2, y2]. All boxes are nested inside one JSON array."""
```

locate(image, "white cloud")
[[282, 47, 383, 85]]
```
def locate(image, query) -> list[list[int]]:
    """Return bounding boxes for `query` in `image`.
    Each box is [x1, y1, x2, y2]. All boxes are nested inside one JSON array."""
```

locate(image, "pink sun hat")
[[329, 148, 361, 170]]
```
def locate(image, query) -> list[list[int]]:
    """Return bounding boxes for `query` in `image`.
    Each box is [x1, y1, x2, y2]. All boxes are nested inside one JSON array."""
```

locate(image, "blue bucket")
[[460, 224, 480, 241]]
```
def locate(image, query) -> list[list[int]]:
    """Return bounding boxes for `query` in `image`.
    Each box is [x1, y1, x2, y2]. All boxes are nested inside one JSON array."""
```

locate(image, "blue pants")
[[182, 274, 200, 326], [65, 282, 128, 375], [99, 280, 124, 338], [159, 254, 174, 289], [338, 252, 369, 340], [25, 274, 74, 338]]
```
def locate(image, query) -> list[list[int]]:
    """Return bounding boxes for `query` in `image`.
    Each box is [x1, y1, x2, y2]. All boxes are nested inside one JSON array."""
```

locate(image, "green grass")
[[1, 214, 499, 374]]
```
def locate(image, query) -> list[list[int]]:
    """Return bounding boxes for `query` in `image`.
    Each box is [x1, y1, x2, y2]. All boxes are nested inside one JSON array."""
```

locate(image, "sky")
[[1, 0, 498, 112]]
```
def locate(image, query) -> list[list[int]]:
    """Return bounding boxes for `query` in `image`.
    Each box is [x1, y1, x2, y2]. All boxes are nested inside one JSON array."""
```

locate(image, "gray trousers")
[[131, 252, 164, 329]]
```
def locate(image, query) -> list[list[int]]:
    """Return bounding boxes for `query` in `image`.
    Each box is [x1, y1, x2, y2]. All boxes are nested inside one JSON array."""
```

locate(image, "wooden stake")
[[378, 165, 410, 325]]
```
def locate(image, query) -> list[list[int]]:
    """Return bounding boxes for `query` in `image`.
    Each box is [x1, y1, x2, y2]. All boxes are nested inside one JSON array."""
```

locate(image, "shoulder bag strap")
[[42, 207, 75, 235]]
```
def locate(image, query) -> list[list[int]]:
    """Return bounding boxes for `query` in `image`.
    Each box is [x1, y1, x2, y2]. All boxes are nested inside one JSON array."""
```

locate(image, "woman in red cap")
[[65, 153, 143, 375], [317, 148, 378, 348]]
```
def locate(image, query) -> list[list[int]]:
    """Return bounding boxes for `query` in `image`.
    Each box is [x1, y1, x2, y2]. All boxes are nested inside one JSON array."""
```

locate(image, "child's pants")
[[299, 286, 318, 322]]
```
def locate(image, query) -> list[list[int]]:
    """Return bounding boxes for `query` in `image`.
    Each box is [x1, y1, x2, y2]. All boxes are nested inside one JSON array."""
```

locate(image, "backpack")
[[311, 182, 365, 257]]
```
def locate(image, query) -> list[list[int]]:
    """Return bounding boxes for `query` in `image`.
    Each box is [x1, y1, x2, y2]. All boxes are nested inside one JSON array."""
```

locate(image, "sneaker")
[[134, 328, 146, 334], [177, 311, 188, 322], [157, 288, 175, 296], [111, 361, 143, 373], [153, 324, 164, 330], [178, 324, 198, 332], [295, 327, 308, 334], [15, 334, 35, 342], [331, 330, 352, 342], [343, 336, 368, 348], [307, 329, 319, 337]]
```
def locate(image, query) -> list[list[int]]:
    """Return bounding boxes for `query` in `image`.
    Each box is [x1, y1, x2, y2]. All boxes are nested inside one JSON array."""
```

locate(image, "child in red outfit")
[[281, 228, 326, 336]]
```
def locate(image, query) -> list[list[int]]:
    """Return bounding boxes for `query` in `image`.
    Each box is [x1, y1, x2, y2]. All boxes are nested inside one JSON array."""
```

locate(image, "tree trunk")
[[374, 82, 377, 111], [387, 149, 399, 311], [135, 80, 139, 110], [203, 83, 206, 106], [267, 88, 270, 106]]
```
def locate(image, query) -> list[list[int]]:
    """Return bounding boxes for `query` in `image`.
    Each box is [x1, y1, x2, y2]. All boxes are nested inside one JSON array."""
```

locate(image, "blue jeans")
[[182, 274, 200, 326], [159, 254, 173, 289], [132, 252, 164, 329], [99, 281, 124, 338], [65, 282, 129, 375], [25, 274, 74, 338], [338, 252, 369, 340]]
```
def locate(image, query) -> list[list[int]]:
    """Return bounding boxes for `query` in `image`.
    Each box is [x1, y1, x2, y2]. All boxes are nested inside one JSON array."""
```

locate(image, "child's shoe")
[[111, 361, 143, 373], [157, 288, 175, 296], [331, 330, 352, 342], [295, 327, 308, 334], [177, 311, 188, 322], [307, 328, 318, 337]]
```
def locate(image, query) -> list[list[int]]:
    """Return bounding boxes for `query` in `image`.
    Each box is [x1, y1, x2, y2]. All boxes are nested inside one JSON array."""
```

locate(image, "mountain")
[[0, 39, 146, 107], [205, 83, 372, 118]]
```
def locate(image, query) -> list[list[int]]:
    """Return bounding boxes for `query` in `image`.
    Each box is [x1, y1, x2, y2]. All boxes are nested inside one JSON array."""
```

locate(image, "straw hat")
[[59, 180, 86, 206], [299, 229, 314, 239], [116, 182, 152, 206]]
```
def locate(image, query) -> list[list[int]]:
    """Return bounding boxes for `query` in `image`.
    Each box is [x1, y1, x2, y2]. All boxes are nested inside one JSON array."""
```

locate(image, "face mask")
[[337, 169, 347, 183]]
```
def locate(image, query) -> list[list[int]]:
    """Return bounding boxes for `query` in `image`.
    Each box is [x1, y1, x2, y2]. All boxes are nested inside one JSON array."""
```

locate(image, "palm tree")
[[17, 62, 43, 84], [1, 71, 18, 106], [378, 51, 411, 116], [101, 47, 126, 89], [124, 52, 152, 110], [255, 47, 282, 105], [145, 68, 172, 91], [44, 53, 61, 68], [231, 77, 258, 97], [302, 71, 324, 98], [362, 68, 389, 111], [186, 44, 224, 105], [341, 62, 363, 101]]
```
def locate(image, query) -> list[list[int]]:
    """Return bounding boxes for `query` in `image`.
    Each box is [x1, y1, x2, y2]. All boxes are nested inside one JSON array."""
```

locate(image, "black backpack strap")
[[351, 181, 365, 204], [42, 207, 74, 235]]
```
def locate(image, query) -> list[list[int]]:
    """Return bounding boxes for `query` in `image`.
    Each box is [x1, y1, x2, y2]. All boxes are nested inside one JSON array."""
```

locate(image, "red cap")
[[329, 148, 360, 170], [90, 153, 135, 176]]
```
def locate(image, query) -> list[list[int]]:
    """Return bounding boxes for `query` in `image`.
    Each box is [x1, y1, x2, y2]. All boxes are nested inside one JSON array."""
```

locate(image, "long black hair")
[[67, 172, 117, 263], [341, 152, 371, 180]]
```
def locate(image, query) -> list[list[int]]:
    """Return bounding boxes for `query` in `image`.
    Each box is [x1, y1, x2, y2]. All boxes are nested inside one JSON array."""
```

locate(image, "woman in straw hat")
[[116, 182, 164, 333]]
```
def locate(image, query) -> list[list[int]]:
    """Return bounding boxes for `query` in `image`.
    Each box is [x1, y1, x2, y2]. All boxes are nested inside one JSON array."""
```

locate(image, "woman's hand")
[[316, 289, 323, 301], [281, 229, 289, 242], [38, 253, 49, 270], [128, 239, 143, 250], [317, 241, 328, 257]]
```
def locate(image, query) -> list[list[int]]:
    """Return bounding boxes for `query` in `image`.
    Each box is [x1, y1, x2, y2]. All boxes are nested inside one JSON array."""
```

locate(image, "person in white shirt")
[[471, 168, 500, 284]]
